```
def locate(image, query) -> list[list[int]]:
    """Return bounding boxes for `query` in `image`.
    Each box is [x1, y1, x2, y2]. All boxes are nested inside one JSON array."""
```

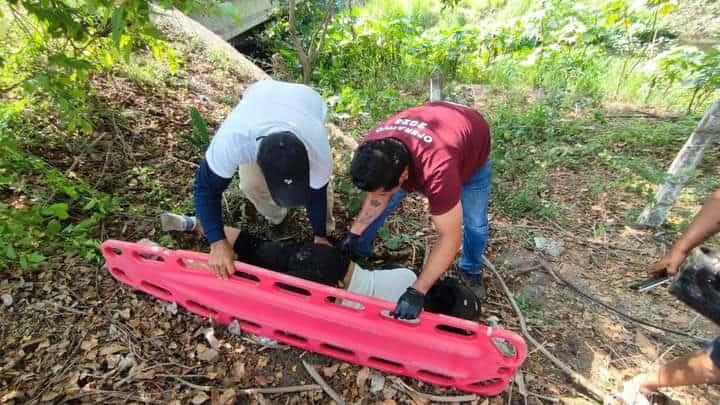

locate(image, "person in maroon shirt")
[[338, 102, 492, 320]]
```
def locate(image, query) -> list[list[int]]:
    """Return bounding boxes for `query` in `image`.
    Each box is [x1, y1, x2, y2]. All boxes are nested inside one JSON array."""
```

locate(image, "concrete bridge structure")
[[189, 0, 279, 40]]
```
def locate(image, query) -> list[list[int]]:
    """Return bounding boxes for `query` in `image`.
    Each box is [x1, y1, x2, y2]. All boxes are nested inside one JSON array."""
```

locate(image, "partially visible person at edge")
[[184, 80, 334, 279], [338, 101, 492, 320], [622, 189, 720, 402]]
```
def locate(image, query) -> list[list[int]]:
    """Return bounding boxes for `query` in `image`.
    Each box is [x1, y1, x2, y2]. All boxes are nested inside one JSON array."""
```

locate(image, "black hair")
[[350, 138, 409, 192]]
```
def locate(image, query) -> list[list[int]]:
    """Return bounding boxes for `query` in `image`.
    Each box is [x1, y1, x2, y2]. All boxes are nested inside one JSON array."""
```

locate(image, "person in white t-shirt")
[[191, 80, 334, 281]]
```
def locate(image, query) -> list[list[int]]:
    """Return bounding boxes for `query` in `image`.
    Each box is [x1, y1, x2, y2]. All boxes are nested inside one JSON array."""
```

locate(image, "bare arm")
[[672, 190, 720, 253], [350, 193, 391, 235], [412, 202, 463, 294], [649, 189, 720, 276]]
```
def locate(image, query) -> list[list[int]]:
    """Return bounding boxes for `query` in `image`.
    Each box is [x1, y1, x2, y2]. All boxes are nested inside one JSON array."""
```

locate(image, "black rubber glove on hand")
[[337, 232, 360, 258], [391, 287, 425, 320]]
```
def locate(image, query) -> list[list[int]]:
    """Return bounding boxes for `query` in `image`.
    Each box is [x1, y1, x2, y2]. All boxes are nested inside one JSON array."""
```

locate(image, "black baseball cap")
[[425, 278, 481, 320], [257, 131, 311, 208]]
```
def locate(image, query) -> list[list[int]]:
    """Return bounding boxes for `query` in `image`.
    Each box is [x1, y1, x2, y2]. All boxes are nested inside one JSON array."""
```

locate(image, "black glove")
[[337, 232, 360, 257], [391, 287, 425, 320]]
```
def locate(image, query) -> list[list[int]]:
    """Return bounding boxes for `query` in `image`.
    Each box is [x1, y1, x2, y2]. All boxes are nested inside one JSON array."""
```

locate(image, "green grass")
[[359, 0, 441, 27], [483, 87, 710, 221], [514, 294, 546, 324]]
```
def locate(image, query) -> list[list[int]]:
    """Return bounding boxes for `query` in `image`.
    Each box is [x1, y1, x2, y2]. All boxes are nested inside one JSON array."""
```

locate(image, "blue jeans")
[[356, 160, 492, 275]]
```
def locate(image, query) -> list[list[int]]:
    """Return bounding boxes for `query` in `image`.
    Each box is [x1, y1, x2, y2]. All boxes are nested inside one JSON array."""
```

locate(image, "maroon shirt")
[[365, 102, 491, 215]]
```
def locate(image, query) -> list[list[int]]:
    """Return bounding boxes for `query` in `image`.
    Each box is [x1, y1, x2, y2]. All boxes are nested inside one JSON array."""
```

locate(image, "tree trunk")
[[687, 87, 701, 114], [648, 8, 659, 58], [636, 101, 720, 227], [287, 0, 334, 85], [429, 67, 443, 102]]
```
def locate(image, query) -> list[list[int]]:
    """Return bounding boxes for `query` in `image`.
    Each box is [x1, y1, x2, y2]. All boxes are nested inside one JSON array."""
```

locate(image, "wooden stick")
[[528, 392, 560, 402], [237, 384, 321, 395], [168, 375, 212, 391], [301, 360, 346, 405], [392, 378, 477, 403], [62, 389, 163, 404], [482, 255, 608, 401], [65, 133, 107, 176], [255, 393, 269, 405]]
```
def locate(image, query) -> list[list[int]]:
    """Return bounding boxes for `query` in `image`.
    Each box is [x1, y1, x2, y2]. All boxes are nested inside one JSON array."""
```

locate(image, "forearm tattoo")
[[358, 199, 383, 225]]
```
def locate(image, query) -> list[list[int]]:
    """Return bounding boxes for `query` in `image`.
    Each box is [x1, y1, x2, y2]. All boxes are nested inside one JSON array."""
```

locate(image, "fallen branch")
[[167, 375, 212, 392], [542, 260, 710, 343], [66, 133, 107, 176], [482, 255, 608, 401], [528, 392, 560, 402], [392, 378, 477, 403], [62, 389, 162, 404], [301, 360, 346, 405], [514, 373, 528, 405], [166, 154, 198, 168], [238, 384, 321, 395]]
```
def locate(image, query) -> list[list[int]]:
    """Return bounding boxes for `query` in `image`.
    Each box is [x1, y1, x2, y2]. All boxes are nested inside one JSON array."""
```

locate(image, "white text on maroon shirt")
[[374, 118, 433, 143]]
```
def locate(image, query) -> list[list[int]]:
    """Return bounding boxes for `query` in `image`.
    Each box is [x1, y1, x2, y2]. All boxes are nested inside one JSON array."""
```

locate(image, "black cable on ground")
[[543, 264, 711, 345]]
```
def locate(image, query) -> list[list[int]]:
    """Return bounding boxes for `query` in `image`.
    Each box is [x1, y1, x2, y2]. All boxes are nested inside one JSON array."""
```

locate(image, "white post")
[[429, 67, 443, 102], [637, 101, 720, 227]]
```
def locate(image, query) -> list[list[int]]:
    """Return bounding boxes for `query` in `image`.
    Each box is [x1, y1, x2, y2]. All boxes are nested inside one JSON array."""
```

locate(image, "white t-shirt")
[[205, 80, 332, 189], [344, 263, 417, 308]]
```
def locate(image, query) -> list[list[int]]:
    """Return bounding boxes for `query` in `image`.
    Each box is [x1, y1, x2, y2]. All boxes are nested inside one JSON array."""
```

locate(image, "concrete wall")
[[189, 0, 275, 40]]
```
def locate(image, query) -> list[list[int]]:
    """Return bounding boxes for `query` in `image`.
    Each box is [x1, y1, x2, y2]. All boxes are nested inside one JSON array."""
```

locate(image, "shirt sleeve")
[[205, 127, 255, 179], [305, 183, 328, 237], [426, 162, 462, 216], [193, 159, 232, 244]]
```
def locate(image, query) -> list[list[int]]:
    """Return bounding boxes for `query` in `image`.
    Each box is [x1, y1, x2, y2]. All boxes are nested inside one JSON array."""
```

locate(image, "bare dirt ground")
[[2, 25, 720, 405]]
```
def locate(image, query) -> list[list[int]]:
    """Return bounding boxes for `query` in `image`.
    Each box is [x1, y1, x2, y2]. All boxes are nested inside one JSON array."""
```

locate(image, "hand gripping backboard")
[[101, 240, 527, 395]]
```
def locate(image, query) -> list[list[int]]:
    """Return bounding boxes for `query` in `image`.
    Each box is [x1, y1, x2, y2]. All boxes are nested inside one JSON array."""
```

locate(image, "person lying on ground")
[[338, 102, 492, 320], [160, 213, 481, 320], [620, 189, 720, 403]]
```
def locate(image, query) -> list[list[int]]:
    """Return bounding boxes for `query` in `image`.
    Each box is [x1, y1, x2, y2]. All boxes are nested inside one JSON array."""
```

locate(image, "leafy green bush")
[[0, 109, 118, 269], [183, 107, 211, 153], [0, 0, 240, 132]]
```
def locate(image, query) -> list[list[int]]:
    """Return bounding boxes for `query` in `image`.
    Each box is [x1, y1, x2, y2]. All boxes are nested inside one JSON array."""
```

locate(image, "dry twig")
[[238, 384, 321, 395], [392, 378, 478, 403], [528, 392, 560, 402], [301, 360, 346, 405], [167, 375, 213, 391], [482, 255, 608, 401], [61, 389, 163, 404], [66, 133, 107, 176]]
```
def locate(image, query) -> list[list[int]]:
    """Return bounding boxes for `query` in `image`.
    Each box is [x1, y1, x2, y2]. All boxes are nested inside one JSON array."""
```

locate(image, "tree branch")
[[482, 255, 608, 401], [310, 2, 334, 63], [287, 0, 334, 83], [301, 360, 346, 404]]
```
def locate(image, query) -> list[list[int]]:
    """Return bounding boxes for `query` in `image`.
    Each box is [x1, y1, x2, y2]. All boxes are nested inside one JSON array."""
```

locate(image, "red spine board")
[[102, 240, 527, 395]]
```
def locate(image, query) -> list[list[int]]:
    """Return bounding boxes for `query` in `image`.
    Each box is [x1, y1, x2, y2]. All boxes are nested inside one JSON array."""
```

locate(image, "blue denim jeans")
[[356, 160, 492, 275], [710, 335, 720, 369]]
